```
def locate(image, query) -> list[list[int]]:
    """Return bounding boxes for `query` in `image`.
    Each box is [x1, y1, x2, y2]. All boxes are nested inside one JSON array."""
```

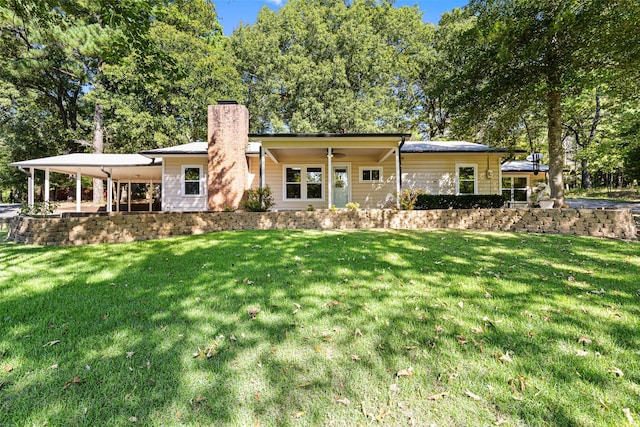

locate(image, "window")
[[183, 166, 202, 196], [284, 165, 324, 200], [502, 176, 528, 202], [359, 167, 383, 183], [456, 164, 477, 195]]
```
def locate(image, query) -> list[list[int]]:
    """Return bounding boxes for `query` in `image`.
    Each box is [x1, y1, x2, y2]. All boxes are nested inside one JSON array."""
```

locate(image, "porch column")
[[259, 146, 266, 189], [44, 168, 50, 203], [116, 181, 121, 212], [106, 172, 113, 213], [27, 168, 34, 207], [327, 147, 333, 209], [395, 148, 401, 209], [127, 181, 131, 212], [76, 169, 82, 212], [148, 180, 153, 211]]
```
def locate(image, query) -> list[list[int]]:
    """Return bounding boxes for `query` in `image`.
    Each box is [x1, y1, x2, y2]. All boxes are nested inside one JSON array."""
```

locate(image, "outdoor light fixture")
[[527, 152, 543, 176]]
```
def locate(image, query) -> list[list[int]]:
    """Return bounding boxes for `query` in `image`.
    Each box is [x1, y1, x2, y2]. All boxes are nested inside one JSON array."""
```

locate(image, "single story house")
[[11, 102, 535, 212]]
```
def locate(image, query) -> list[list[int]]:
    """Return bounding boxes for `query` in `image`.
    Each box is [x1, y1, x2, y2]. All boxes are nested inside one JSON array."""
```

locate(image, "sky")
[[215, 0, 469, 35]]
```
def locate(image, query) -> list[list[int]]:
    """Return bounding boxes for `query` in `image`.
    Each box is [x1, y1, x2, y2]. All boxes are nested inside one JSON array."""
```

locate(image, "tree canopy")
[[1, 0, 639, 199]]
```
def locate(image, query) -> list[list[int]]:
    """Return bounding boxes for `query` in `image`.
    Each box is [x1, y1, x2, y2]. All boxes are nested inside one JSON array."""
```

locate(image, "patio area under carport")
[[9, 153, 163, 213]]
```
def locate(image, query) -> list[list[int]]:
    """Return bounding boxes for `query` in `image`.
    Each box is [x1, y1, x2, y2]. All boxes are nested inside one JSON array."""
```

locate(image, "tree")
[[439, 0, 640, 206], [99, 0, 242, 152], [0, 0, 155, 203], [230, 0, 435, 134]]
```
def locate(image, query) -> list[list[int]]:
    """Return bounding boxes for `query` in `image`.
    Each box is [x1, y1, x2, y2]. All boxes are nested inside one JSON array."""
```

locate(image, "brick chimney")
[[207, 102, 249, 211]]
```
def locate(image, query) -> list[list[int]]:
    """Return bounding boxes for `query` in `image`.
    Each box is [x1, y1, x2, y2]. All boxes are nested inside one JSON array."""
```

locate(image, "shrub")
[[19, 201, 58, 217], [398, 189, 425, 210], [414, 194, 505, 210], [241, 186, 275, 212], [345, 202, 360, 211]]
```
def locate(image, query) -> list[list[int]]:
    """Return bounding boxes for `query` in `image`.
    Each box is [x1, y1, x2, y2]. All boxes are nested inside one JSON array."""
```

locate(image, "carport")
[[9, 153, 162, 213]]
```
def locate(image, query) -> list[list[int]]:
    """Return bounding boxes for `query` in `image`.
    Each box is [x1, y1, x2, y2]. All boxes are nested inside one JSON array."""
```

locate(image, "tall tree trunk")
[[92, 102, 105, 204], [581, 158, 592, 189], [547, 87, 565, 208]]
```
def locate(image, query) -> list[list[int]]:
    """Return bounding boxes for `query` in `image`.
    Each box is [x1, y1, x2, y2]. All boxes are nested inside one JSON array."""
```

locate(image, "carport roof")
[[9, 153, 162, 181]]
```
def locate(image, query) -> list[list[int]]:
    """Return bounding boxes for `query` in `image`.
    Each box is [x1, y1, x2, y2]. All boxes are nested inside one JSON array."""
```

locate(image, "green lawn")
[[1, 229, 639, 426]]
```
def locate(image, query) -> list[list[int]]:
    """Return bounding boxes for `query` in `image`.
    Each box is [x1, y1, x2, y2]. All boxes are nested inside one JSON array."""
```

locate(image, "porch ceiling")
[[9, 153, 163, 182], [264, 147, 394, 163]]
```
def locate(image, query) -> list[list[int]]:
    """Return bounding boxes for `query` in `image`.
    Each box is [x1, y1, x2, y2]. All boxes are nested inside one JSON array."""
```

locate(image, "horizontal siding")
[[401, 153, 503, 195], [163, 157, 208, 211], [250, 155, 398, 210]]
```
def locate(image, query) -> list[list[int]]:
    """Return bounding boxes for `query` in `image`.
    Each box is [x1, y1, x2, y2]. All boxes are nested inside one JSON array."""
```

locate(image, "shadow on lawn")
[[0, 229, 638, 425]]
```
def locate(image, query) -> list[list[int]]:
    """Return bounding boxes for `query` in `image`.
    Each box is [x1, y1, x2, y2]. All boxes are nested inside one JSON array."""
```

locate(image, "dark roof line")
[[249, 133, 411, 138]]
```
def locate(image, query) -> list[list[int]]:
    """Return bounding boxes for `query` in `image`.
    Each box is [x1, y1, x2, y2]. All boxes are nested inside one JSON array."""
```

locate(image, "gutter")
[[17, 166, 30, 176]]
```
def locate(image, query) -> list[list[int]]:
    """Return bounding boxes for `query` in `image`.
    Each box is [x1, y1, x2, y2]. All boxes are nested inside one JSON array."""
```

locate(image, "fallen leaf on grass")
[[128, 416, 137, 423], [48, 364, 58, 370], [622, 408, 634, 424], [126, 351, 135, 358], [427, 392, 449, 400], [291, 411, 304, 419], [457, 335, 468, 345], [328, 300, 341, 308], [43, 340, 60, 347], [62, 375, 82, 390], [247, 306, 261, 319], [3, 365, 12, 372], [397, 368, 413, 377], [575, 350, 589, 357], [335, 397, 350, 405], [498, 353, 513, 364], [354, 328, 363, 336], [296, 382, 311, 388], [350, 354, 361, 361], [577, 336, 592, 344], [472, 326, 484, 334], [608, 366, 624, 377], [465, 390, 481, 400], [590, 288, 606, 295]]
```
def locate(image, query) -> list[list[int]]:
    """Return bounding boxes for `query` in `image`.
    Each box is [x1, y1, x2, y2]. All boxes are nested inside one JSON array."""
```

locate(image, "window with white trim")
[[183, 166, 202, 196], [284, 165, 324, 200], [359, 166, 383, 183], [456, 164, 477, 195], [502, 176, 528, 202]]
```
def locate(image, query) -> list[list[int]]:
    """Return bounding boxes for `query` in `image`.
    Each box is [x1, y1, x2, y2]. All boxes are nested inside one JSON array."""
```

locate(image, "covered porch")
[[9, 153, 163, 213], [249, 133, 410, 210]]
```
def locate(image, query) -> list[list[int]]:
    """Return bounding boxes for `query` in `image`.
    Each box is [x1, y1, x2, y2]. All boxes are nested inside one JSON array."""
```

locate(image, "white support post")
[[76, 169, 82, 212], [116, 182, 121, 212], [327, 147, 333, 209], [395, 148, 401, 209], [259, 146, 266, 189], [44, 168, 50, 203], [28, 168, 35, 207], [127, 181, 131, 212], [148, 180, 153, 211], [106, 172, 113, 213]]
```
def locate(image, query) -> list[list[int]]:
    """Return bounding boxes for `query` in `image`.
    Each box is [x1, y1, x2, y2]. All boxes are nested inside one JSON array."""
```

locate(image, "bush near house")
[[241, 186, 275, 212], [415, 194, 505, 210]]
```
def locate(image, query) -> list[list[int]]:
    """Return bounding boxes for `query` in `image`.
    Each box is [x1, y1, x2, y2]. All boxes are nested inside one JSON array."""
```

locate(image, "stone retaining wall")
[[7, 208, 638, 246]]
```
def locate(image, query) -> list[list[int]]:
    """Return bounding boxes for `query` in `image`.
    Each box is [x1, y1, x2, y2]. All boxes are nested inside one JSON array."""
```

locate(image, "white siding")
[[249, 155, 398, 210], [401, 153, 503, 195], [163, 157, 208, 211]]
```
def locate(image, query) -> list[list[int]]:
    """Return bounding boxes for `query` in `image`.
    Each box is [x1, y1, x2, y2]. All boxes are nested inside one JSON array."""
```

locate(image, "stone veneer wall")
[[7, 209, 637, 246]]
